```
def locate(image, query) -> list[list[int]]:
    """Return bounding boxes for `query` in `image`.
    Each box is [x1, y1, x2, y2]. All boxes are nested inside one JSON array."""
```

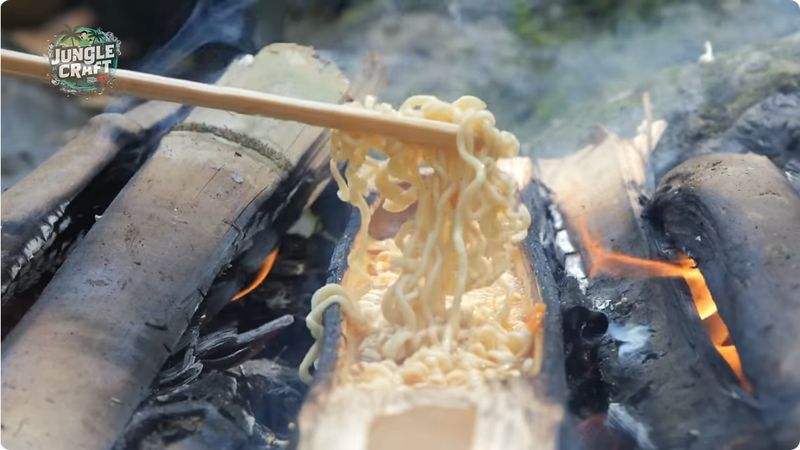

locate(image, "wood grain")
[[1, 101, 182, 300], [1, 44, 348, 450]]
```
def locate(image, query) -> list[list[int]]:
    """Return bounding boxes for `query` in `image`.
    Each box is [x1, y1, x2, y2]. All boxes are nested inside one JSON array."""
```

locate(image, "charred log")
[[113, 57, 384, 449], [114, 367, 297, 450], [539, 124, 766, 449], [1, 44, 349, 450], [710, 92, 800, 182], [118, 193, 350, 448], [562, 305, 610, 418], [650, 152, 800, 448], [1, 101, 187, 335]]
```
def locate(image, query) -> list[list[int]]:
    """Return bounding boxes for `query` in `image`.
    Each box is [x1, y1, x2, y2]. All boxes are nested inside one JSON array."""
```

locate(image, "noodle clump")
[[300, 95, 541, 387]]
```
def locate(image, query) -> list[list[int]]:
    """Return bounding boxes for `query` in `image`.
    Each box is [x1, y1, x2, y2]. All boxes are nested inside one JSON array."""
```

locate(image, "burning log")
[[296, 159, 576, 450], [538, 118, 766, 448], [113, 187, 356, 447], [1, 44, 349, 450], [651, 152, 800, 447], [1, 100, 185, 333]]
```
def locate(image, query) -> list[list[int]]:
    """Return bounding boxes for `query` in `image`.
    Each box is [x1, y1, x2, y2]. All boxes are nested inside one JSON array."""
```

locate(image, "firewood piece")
[[296, 161, 572, 450], [538, 125, 766, 449], [1, 44, 348, 450], [113, 376, 255, 450], [193, 314, 294, 370], [0, 100, 183, 301], [651, 152, 800, 447]]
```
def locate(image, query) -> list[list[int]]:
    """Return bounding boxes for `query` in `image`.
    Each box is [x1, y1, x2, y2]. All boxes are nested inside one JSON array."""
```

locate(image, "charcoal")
[[117, 373, 261, 450]]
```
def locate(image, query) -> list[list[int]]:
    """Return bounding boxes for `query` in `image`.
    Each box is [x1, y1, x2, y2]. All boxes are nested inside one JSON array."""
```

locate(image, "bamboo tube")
[[0, 43, 349, 450], [1, 49, 459, 149]]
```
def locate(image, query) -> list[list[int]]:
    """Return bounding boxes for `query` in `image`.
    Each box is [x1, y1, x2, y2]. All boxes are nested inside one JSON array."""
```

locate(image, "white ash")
[[607, 402, 656, 450], [2, 201, 69, 294], [555, 229, 576, 262], [608, 322, 651, 360], [592, 296, 613, 311], [564, 253, 588, 293], [548, 202, 564, 230]]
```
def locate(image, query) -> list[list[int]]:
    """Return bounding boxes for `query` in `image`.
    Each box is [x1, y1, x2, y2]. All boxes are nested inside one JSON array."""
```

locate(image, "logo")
[[47, 27, 120, 95]]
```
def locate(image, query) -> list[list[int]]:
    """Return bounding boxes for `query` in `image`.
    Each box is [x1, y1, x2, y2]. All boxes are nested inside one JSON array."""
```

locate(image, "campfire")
[[576, 222, 749, 391], [2, 11, 800, 450]]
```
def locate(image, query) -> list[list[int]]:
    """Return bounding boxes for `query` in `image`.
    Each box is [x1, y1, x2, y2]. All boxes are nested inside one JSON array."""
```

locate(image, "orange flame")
[[231, 248, 279, 302], [577, 222, 751, 391]]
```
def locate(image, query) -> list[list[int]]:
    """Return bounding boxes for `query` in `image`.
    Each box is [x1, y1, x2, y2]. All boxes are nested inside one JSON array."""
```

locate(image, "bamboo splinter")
[[0, 49, 460, 149]]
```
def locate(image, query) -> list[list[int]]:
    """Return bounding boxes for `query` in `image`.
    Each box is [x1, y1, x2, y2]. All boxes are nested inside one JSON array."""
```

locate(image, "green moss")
[[511, 0, 721, 47], [728, 69, 800, 115], [698, 56, 800, 138], [511, 0, 555, 47], [520, 33, 800, 156]]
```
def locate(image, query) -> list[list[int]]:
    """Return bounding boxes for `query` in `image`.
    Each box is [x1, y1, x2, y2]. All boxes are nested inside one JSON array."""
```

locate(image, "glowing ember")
[[576, 222, 751, 391], [231, 248, 279, 302]]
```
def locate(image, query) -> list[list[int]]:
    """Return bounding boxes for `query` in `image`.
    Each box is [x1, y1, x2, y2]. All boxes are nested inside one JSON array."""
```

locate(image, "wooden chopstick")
[[0, 49, 459, 149]]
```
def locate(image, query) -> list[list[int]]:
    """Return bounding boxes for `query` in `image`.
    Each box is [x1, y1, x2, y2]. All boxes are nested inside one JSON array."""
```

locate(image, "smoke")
[[107, 0, 259, 113]]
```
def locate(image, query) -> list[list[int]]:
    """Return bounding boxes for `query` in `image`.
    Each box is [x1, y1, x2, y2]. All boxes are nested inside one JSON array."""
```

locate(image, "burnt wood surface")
[[522, 182, 581, 450], [651, 152, 800, 448], [539, 127, 766, 449], [1, 101, 187, 337], [1, 101, 184, 301], [114, 185, 353, 449], [1, 44, 349, 450]]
